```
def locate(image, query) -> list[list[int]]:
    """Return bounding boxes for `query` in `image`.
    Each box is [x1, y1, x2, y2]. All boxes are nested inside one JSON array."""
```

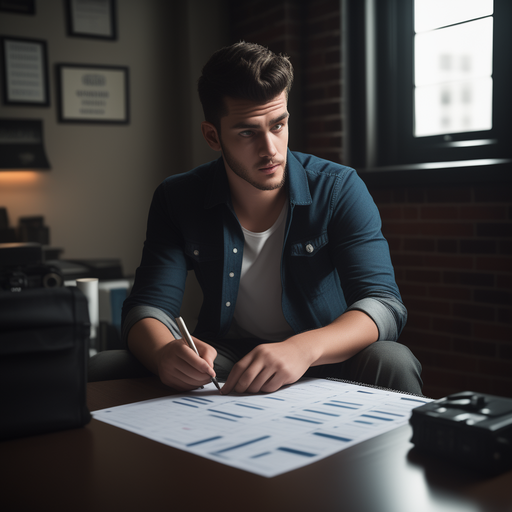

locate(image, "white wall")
[[0, 0, 228, 278]]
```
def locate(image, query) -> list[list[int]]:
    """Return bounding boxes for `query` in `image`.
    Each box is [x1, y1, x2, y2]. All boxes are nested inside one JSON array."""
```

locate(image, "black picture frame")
[[1, 36, 50, 106], [0, 0, 35, 15], [56, 63, 129, 124], [65, 0, 117, 40]]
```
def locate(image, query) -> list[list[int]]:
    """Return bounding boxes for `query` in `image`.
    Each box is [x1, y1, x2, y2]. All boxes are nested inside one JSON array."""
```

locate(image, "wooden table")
[[1, 377, 511, 512]]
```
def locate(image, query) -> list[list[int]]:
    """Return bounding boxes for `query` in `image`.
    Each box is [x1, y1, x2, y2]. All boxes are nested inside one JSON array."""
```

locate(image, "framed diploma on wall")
[[1, 37, 50, 106], [56, 64, 129, 124], [0, 0, 35, 15], [66, 0, 117, 40]]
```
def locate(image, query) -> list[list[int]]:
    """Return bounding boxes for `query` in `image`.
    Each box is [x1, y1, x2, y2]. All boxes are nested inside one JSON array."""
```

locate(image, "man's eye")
[[239, 130, 254, 137], [273, 123, 284, 131]]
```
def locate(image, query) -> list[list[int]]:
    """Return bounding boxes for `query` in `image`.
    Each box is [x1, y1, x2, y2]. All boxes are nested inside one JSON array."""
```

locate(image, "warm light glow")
[[0, 170, 43, 184]]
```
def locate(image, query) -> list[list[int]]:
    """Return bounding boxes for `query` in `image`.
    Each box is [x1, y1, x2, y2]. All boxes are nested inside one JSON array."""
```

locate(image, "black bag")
[[0, 286, 91, 440]]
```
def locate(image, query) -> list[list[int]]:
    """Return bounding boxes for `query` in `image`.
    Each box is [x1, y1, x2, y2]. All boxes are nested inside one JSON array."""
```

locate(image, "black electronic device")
[[47, 258, 124, 281], [0, 242, 63, 291], [410, 391, 512, 474]]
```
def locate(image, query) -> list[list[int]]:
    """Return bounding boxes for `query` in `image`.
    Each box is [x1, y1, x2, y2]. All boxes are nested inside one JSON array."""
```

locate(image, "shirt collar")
[[204, 157, 231, 209], [203, 149, 312, 209], [286, 150, 312, 206]]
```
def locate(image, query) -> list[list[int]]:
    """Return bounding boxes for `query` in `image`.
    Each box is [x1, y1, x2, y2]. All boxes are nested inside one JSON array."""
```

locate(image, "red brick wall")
[[375, 184, 512, 398], [228, 0, 302, 56], [229, 0, 512, 399], [302, 0, 343, 163]]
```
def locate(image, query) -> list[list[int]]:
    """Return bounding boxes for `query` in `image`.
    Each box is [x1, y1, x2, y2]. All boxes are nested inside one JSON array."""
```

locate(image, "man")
[[122, 42, 422, 395]]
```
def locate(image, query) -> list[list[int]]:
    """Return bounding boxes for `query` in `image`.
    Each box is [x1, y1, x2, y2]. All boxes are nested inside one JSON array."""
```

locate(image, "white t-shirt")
[[230, 203, 294, 341]]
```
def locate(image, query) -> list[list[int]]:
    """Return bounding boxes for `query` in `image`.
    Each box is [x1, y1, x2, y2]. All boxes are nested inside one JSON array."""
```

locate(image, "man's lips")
[[258, 162, 282, 174]]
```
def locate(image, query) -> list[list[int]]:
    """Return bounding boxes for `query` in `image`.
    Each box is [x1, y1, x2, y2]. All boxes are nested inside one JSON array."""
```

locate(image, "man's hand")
[[156, 337, 218, 392], [220, 340, 314, 394]]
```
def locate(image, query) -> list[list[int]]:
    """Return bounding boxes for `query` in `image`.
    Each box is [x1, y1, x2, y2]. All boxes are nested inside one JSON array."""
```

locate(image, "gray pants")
[[89, 340, 422, 396]]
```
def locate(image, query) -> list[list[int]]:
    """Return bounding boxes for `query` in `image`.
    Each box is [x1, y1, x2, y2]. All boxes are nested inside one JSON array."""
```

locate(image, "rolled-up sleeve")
[[346, 296, 407, 341], [122, 305, 181, 342], [121, 180, 189, 342], [329, 168, 407, 340]]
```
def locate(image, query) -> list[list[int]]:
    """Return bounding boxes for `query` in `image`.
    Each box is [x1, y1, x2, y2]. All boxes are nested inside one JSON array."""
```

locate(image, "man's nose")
[[259, 133, 277, 158]]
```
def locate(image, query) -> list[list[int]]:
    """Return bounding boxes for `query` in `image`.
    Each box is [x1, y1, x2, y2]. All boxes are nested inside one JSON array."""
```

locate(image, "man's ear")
[[201, 122, 222, 151]]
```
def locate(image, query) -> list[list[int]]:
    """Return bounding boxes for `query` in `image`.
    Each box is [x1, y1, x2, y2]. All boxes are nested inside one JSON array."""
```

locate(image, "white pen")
[[175, 316, 221, 391]]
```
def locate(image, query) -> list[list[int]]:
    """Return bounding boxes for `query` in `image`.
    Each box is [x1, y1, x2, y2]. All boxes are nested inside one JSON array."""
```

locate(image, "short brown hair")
[[198, 41, 294, 130]]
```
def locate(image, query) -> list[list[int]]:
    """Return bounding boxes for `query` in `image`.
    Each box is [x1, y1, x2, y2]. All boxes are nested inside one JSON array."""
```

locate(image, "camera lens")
[[43, 272, 63, 288]]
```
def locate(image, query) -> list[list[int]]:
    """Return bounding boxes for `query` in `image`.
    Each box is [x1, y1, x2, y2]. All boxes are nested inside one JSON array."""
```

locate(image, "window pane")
[[415, 18, 493, 86], [415, 0, 493, 33], [414, 17, 493, 137], [415, 78, 493, 136]]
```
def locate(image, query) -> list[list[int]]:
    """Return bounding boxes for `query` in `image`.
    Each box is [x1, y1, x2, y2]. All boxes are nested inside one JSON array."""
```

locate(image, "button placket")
[[225, 247, 239, 308]]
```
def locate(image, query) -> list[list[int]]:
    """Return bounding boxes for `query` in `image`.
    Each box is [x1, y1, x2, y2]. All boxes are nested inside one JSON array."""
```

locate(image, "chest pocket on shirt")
[[184, 242, 222, 263], [289, 232, 329, 257], [288, 232, 335, 297]]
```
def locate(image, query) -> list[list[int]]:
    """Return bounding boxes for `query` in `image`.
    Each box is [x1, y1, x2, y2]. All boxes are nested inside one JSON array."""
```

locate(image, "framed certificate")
[[66, 0, 117, 40], [1, 37, 49, 106], [56, 64, 129, 124], [0, 0, 35, 15]]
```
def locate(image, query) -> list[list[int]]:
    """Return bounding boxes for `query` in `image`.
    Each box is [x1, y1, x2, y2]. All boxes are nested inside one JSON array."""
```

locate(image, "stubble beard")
[[220, 141, 287, 192]]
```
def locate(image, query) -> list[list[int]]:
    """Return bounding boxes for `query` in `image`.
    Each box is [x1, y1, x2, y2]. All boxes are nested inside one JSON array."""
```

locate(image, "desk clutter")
[[0, 208, 51, 246], [0, 240, 124, 289], [0, 241, 131, 352], [0, 240, 131, 440]]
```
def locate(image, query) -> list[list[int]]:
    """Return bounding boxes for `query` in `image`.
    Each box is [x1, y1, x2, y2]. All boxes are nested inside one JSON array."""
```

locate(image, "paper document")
[[92, 378, 431, 478]]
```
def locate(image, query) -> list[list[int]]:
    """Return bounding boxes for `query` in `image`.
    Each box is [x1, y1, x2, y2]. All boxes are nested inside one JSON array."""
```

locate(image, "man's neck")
[[228, 176, 288, 233]]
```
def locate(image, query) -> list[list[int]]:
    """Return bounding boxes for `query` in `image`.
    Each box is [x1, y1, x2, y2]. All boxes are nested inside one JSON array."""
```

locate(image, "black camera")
[[1, 265, 63, 291], [0, 242, 63, 292], [410, 391, 512, 474]]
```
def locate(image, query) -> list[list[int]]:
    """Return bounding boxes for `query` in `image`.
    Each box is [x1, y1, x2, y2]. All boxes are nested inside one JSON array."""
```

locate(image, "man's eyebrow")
[[231, 112, 289, 129]]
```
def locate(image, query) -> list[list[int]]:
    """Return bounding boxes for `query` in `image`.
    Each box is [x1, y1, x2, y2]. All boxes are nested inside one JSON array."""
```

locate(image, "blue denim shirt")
[[122, 150, 406, 343]]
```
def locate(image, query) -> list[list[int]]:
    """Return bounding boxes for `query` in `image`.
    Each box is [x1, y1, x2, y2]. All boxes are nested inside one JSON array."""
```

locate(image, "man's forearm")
[[127, 317, 176, 375], [221, 309, 380, 394], [284, 309, 379, 368]]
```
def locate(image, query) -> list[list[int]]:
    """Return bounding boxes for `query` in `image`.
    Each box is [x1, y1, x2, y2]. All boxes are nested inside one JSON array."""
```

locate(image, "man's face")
[[218, 91, 289, 192]]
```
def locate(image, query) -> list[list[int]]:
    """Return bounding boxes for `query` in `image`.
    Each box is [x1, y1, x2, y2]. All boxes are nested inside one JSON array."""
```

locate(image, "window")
[[344, 0, 511, 174], [414, 0, 494, 138]]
